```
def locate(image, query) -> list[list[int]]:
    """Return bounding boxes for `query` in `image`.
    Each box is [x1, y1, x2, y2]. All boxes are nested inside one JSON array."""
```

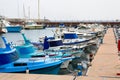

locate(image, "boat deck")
[[0, 28, 120, 80]]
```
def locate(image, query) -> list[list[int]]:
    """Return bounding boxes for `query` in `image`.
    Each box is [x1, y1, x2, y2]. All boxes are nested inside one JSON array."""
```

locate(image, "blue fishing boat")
[[6, 25, 23, 32], [0, 36, 19, 66], [0, 36, 63, 74], [0, 57, 63, 74], [31, 38, 80, 69], [32, 33, 87, 58], [46, 39, 83, 57], [2, 19, 23, 32], [14, 33, 35, 58], [32, 39, 75, 60], [42, 37, 88, 70]]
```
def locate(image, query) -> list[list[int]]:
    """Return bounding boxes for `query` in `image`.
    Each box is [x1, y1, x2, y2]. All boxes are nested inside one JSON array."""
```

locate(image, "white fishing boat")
[[24, 20, 45, 29]]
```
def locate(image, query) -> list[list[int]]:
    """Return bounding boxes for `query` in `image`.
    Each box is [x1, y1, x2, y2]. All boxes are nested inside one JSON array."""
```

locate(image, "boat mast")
[[28, 6, 30, 19], [23, 4, 26, 19], [38, 0, 40, 21], [23, 4, 26, 27]]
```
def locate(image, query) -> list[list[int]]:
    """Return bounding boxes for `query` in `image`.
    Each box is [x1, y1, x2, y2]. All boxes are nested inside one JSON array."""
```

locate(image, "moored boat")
[[32, 38, 75, 69], [0, 36, 63, 74], [6, 25, 23, 32], [2, 20, 23, 32], [0, 57, 63, 74], [24, 20, 45, 30]]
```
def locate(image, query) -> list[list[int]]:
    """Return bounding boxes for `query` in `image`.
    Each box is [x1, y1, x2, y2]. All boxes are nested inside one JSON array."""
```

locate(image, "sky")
[[0, 0, 120, 21]]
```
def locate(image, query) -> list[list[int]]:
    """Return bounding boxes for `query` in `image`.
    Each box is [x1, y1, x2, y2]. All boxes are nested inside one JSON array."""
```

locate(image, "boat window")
[[26, 21, 37, 25], [14, 63, 27, 66], [31, 55, 45, 58]]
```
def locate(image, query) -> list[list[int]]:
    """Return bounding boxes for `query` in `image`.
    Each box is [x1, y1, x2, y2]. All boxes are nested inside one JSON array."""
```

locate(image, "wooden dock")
[[0, 28, 120, 80], [78, 28, 120, 80]]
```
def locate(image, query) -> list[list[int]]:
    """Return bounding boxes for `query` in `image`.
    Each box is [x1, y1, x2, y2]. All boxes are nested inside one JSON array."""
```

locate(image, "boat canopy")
[[64, 33, 78, 39]]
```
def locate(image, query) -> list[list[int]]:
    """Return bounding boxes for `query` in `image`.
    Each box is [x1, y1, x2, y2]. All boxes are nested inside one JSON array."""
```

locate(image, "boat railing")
[[29, 57, 51, 62], [21, 33, 31, 45], [1, 36, 14, 50]]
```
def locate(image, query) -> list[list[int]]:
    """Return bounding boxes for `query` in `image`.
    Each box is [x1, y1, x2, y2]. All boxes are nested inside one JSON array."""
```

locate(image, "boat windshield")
[[26, 22, 37, 25]]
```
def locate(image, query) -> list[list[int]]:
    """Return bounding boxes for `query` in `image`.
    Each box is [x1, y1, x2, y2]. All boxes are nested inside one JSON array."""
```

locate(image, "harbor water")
[[2, 28, 56, 44]]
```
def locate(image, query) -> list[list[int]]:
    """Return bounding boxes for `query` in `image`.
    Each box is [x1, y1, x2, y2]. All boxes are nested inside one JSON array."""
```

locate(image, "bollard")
[[26, 68, 29, 74]]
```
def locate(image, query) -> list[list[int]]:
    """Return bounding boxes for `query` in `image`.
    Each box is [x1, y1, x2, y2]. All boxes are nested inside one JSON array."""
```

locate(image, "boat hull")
[[6, 26, 22, 32], [0, 59, 62, 74], [24, 25, 44, 30], [4, 63, 61, 74], [29, 64, 61, 74], [0, 49, 19, 66]]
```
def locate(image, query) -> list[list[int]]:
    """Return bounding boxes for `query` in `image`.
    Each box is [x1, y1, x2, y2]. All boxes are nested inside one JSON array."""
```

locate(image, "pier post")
[[26, 68, 29, 74]]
